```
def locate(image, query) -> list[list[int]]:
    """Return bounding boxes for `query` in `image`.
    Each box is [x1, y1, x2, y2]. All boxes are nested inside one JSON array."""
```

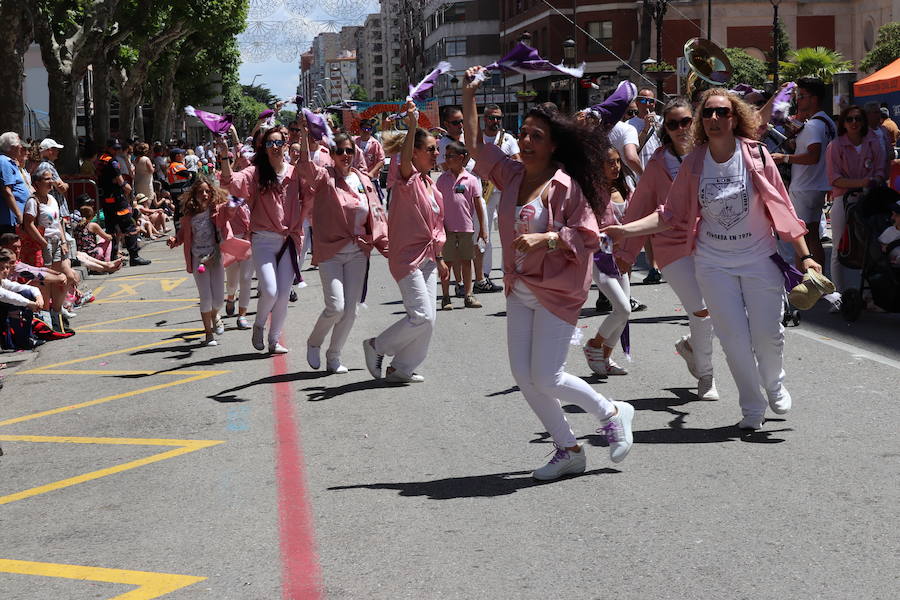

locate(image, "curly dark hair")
[[524, 105, 610, 215], [252, 128, 286, 191], [837, 105, 869, 137]]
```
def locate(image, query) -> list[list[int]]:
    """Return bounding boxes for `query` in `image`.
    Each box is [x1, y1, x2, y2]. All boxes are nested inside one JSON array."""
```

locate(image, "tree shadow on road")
[[208, 371, 332, 403], [328, 467, 620, 500]]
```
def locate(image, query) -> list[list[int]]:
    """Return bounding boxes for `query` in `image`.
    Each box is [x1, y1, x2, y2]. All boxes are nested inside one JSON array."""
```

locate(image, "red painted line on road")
[[273, 351, 323, 600]]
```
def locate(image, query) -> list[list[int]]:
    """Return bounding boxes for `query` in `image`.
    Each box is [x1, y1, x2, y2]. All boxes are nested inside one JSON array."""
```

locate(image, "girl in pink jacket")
[[296, 125, 389, 374], [362, 101, 447, 384], [222, 197, 253, 330], [462, 66, 635, 481], [605, 89, 822, 431], [217, 128, 307, 354], [614, 98, 719, 401]]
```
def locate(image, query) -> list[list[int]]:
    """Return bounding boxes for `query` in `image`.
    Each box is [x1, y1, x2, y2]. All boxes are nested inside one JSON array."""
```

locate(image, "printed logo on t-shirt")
[[700, 175, 749, 233], [514, 204, 536, 272]]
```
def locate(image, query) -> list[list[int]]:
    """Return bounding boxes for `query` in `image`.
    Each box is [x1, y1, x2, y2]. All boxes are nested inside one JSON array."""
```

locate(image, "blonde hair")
[[381, 127, 433, 155], [180, 175, 227, 217], [692, 88, 760, 145]]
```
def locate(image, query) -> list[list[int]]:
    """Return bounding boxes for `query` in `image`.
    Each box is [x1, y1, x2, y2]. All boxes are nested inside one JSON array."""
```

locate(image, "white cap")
[[39, 138, 64, 151]]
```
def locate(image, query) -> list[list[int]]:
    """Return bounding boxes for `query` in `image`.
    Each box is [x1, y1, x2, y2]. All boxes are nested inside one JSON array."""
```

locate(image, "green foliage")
[[279, 109, 297, 124], [349, 84, 369, 101], [724, 47, 768, 87], [773, 17, 790, 63], [644, 61, 675, 72], [780, 47, 852, 84], [241, 84, 279, 106], [860, 22, 900, 73]]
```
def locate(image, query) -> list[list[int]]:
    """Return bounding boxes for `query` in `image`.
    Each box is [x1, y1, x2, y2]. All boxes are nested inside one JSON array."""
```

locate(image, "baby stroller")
[[836, 186, 900, 321]]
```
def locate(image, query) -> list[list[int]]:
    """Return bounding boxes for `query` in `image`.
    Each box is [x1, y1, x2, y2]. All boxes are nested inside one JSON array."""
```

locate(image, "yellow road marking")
[[159, 278, 187, 292], [20, 339, 180, 370], [0, 436, 223, 505], [76, 306, 195, 330], [0, 559, 205, 599], [104, 282, 146, 299], [0, 371, 227, 427]]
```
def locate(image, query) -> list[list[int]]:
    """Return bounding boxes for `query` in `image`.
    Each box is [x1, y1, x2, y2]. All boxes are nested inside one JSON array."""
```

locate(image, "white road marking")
[[789, 328, 900, 371]]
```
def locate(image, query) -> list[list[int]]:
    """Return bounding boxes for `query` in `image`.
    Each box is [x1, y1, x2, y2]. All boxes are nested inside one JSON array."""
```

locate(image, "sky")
[[237, 0, 380, 101]]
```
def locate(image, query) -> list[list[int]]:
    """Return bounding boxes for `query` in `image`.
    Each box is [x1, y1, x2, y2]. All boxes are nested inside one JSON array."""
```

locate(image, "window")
[[445, 36, 467, 57], [588, 21, 613, 43], [375, 67, 383, 76]]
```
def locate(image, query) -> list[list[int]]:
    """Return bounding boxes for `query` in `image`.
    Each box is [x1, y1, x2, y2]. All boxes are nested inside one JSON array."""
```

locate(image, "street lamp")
[[563, 38, 576, 112], [770, 0, 782, 87], [250, 73, 264, 87], [450, 75, 459, 106]]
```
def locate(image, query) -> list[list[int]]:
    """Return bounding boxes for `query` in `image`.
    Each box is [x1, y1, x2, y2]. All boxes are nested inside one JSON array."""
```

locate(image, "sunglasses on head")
[[626, 109, 639, 117], [701, 106, 731, 119], [665, 116, 693, 131], [485, 115, 503, 121], [265, 139, 286, 148], [448, 119, 464, 126], [333, 147, 354, 156], [844, 115, 864, 124]]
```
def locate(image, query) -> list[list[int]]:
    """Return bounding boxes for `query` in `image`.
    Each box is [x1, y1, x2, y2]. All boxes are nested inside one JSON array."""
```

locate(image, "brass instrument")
[[684, 38, 733, 96]]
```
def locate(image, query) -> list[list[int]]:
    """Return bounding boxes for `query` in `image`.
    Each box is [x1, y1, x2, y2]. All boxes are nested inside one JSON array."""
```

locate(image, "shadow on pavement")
[[116, 351, 271, 379], [208, 370, 332, 402], [485, 385, 519, 397], [303, 376, 390, 401], [328, 467, 620, 499]]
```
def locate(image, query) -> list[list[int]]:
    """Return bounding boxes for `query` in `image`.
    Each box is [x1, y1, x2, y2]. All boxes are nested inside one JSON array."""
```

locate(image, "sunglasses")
[[448, 119, 464, 126], [361, 126, 373, 131], [333, 147, 355, 156], [665, 116, 693, 131], [288, 127, 302, 133], [626, 109, 639, 117], [844, 115, 864, 124], [265, 139, 286, 148], [701, 106, 732, 119], [485, 115, 503, 121], [637, 97, 654, 104], [446, 153, 468, 159]]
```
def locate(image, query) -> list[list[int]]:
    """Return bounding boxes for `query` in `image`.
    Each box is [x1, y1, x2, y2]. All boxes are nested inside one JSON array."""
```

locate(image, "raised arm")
[[399, 100, 419, 181], [461, 66, 487, 161]]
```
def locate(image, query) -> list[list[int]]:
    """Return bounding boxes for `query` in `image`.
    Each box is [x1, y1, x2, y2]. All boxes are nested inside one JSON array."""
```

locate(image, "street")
[[1, 235, 898, 600]]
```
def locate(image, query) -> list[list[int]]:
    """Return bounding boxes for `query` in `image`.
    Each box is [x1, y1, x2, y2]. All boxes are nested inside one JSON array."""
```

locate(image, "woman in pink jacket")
[[217, 128, 307, 355], [825, 105, 887, 294], [614, 98, 719, 401], [362, 101, 448, 384], [605, 89, 821, 431], [222, 197, 253, 330], [296, 123, 389, 374], [462, 66, 634, 481]]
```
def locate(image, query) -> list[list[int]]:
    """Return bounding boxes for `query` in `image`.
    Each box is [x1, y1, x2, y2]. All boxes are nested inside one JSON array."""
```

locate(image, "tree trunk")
[[93, 56, 111, 144], [151, 67, 178, 142], [0, 3, 32, 134], [47, 71, 80, 173], [134, 98, 145, 140], [119, 89, 137, 140]]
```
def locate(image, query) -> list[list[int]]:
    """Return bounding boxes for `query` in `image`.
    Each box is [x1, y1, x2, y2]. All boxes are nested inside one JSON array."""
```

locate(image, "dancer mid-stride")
[[462, 66, 634, 481], [363, 101, 447, 384]]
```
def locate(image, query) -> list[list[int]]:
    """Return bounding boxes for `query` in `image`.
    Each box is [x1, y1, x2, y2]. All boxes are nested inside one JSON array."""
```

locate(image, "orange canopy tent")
[[854, 57, 900, 98]]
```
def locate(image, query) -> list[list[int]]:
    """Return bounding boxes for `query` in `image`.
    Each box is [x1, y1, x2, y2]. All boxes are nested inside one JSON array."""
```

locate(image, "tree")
[[770, 17, 790, 76], [860, 22, 900, 74], [349, 84, 369, 102], [724, 48, 768, 88], [0, 2, 34, 134], [242, 84, 279, 106], [780, 47, 852, 84]]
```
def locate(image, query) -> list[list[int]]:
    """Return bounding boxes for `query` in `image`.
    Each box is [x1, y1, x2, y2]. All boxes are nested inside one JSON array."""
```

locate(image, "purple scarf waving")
[[409, 61, 452, 101], [184, 106, 233, 135], [475, 42, 585, 82], [588, 80, 637, 128]]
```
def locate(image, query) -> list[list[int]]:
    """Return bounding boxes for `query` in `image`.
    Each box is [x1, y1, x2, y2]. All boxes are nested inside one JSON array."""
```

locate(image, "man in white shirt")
[[437, 106, 474, 171], [608, 104, 643, 179], [627, 87, 662, 171], [772, 77, 835, 270]]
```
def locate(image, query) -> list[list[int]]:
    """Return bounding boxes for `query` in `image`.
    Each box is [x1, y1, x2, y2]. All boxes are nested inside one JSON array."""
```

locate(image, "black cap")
[[106, 138, 122, 149]]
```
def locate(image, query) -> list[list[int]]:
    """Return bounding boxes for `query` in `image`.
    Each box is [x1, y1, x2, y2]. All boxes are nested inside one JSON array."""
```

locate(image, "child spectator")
[[879, 200, 900, 265], [0, 248, 43, 349], [435, 141, 486, 310]]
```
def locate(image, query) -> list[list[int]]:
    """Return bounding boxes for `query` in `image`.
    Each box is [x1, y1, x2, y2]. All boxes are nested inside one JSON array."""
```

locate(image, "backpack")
[[0, 306, 34, 350]]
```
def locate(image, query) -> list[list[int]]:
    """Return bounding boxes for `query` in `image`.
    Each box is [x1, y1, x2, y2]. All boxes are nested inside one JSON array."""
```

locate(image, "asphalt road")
[[1, 234, 898, 600]]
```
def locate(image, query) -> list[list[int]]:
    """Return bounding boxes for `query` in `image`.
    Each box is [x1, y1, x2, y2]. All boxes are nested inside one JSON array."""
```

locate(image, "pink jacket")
[[297, 161, 389, 264], [171, 204, 239, 273], [618, 146, 689, 268], [387, 170, 446, 282], [220, 164, 308, 251], [354, 136, 386, 172], [661, 137, 807, 257], [826, 132, 887, 198], [475, 144, 600, 326], [222, 199, 251, 239]]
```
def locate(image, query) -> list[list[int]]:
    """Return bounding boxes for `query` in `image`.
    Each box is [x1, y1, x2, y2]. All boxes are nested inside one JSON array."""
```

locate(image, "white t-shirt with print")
[[628, 114, 661, 168], [24, 197, 61, 239], [695, 142, 775, 266], [790, 111, 835, 192]]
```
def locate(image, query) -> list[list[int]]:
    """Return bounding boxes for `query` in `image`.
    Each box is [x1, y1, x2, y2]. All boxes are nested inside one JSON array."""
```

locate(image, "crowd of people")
[[3, 70, 899, 481]]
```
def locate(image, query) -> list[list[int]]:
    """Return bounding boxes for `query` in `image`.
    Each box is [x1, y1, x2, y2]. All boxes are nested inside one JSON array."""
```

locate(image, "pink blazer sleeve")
[[555, 182, 600, 261], [473, 143, 519, 191], [221, 166, 254, 199], [296, 160, 329, 196], [618, 155, 668, 264]]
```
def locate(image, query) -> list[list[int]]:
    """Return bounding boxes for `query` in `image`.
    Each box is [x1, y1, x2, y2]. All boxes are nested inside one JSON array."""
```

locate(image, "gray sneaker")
[[532, 444, 586, 480], [251, 325, 266, 351], [597, 401, 634, 463], [698, 375, 719, 400], [675, 336, 699, 379], [385, 369, 424, 383], [363, 338, 384, 379], [236, 316, 250, 330]]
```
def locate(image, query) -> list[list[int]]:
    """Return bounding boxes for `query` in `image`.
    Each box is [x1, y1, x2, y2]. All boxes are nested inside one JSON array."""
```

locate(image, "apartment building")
[[358, 13, 388, 100], [379, 0, 404, 98]]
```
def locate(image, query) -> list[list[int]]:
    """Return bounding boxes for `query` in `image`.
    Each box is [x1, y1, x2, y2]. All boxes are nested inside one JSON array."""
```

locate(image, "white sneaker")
[[597, 401, 634, 463], [532, 444, 586, 481], [214, 317, 225, 336], [363, 338, 384, 379], [698, 375, 719, 400], [603, 359, 628, 376], [583, 344, 606, 375], [767, 387, 792, 415], [62, 307, 77, 319], [326, 360, 348, 374], [385, 369, 424, 383], [203, 333, 218, 347], [307, 345, 321, 369], [251, 325, 265, 351], [675, 336, 699, 379], [269, 343, 290, 354], [738, 415, 764, 430]]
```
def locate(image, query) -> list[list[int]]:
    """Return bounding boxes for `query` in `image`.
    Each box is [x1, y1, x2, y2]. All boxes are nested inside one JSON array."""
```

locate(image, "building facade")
[[358, 13, 388, 100], [380, 0, 404, 99]]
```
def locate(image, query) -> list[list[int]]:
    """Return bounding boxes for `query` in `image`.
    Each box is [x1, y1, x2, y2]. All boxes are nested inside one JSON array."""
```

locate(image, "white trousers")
[[695, 257, 786, 420], [307, 247, 368, 361], [374, 260, 437, 375], [225, 259, 254, 309], [299, 220, 312, 272], [482, 189, 501, 277], [251, 232, 295, 346], [828, 195, 858, 293], [661, 255, 714, 378], [192, 255, 225, 313], [507, 287, 616, 449], [592, 264, 631, 345]]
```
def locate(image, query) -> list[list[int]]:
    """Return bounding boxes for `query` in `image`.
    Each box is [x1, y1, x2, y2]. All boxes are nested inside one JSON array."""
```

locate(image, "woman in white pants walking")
[[462, 67, 634, 481], [296, 124, 389, 374], [363, 101, 448, 383], [605, 89, 821, 430], [614, 98, 719, 400], [223, 197, 254, 330], [218, 128, 307, 354]]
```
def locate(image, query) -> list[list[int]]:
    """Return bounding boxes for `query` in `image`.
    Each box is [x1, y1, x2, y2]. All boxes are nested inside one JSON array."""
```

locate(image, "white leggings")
[[192, 255, 225, 313], [507, 285, 616, 449], [225, 259, 254, 309], [592, 264, 631, 346], [373, 260, 437, 375], [481, 189, 501, 277], [307, 247, 368, 362], [695, 257, 786, 420], [660, 255, 714, 378], [252, 231, 295, 346], [299, 220, 312, 271]]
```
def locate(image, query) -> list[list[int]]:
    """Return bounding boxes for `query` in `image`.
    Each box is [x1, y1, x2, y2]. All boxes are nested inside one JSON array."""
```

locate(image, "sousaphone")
[[684, 38, 732, 94]]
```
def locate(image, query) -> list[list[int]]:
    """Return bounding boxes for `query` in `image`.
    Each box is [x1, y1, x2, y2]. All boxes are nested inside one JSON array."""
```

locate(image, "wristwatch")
[[547, 232, 559, 250], [799, 254, 814, 262]]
